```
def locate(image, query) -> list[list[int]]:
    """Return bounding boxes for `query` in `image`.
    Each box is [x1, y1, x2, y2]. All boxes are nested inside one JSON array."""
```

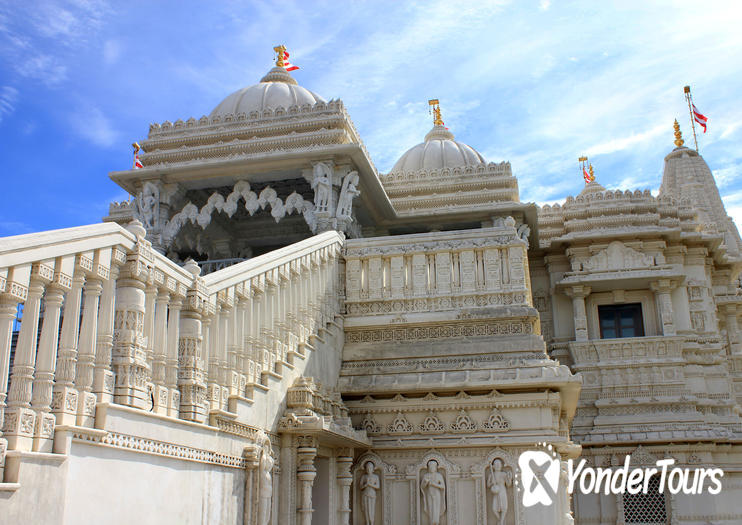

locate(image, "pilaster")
[[565, 285, 591, 342], [296, 435, 318, 525], [336, 448, 353, 525]]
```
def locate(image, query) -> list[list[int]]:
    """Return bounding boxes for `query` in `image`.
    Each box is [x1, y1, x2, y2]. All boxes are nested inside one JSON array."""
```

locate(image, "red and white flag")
[[583, 166, 592, 184], [133, 154, 143, 169], [283, 51, 299, 72], [692, 103, 708, 133]]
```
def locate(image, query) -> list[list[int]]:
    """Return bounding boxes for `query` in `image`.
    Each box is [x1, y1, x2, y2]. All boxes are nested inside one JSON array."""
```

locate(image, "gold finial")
[[673, 119, 684, 147], [428, 99, 444, 126], [274, 45, 287, 68], [588, 164, 595, 182], [132, 142, 141, 154]]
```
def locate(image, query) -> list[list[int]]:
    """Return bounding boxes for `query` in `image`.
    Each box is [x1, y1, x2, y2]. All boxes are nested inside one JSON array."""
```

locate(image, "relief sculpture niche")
[[360, 460, 380, 525], [474, 450, 521, 525], [420, 459, 446, 525], [353, 453, 391, 525], [486, 458, 512, 525], [258, 435, 274, 525]]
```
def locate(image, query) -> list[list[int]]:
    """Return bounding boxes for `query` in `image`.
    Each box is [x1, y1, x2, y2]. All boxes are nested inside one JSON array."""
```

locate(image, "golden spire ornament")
[[274, 44, 287, 68], [673, 119, 684, 148], [428, 99, 444, 126]]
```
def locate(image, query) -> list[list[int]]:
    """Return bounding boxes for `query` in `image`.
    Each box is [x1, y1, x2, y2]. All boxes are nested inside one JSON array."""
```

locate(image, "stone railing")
[[201, 230, 344, 414], [0, 221, 344, 477], [343, 223, 532, 317]]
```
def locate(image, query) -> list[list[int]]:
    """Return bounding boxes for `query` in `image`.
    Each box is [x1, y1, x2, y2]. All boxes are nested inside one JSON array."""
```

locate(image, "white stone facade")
[[1, 62, 741, 525]]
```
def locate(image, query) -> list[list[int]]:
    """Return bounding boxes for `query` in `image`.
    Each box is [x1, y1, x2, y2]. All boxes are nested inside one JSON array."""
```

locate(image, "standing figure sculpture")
[[258, 438, 274, 525], [135, 181, 159, 230], [336, 171, 360, 220], [420, 459, 446, 525], [486, 458, 511, 525], [360, 460, 380, 525], [311, 162, 333, 213]]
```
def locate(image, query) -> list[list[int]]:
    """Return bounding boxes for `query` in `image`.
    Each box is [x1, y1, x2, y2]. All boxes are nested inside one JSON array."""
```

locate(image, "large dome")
[[391, 125, 485, 173], [209, 67, 325, 118]]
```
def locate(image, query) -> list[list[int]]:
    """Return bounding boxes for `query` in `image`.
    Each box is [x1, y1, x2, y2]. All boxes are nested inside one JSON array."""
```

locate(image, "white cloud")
[[586, 125, 666, 157], [15, 54, 67, 85], [0, 86, 18, 123], [714, 166, 740, 189], [70, 106, 118, 148], [540, 0, 551, 11]]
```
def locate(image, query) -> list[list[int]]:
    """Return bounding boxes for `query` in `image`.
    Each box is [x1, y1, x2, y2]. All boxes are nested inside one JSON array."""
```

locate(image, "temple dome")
[[390, 125, 486, 173], [209, 67, 326, 118]]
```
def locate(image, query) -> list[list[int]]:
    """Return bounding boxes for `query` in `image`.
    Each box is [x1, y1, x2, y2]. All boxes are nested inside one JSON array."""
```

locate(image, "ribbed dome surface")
[[209, 67, 325, 118], [391, 125, 485, 173], [579, 180, 607, 196]]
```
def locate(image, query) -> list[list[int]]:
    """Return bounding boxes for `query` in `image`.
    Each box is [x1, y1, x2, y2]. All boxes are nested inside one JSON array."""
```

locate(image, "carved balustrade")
[[344, 224, 532, 317], [201, 230, 344, 412], [0, 221, 343, 476]]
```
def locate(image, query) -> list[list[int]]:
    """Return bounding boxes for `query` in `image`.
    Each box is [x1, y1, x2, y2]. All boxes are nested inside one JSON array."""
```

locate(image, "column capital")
[[564, 285, 591, 298], [650, 278, 678, 293]]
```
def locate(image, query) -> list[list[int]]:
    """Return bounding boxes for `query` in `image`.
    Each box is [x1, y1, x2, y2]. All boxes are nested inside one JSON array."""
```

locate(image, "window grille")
[[622, 475, 668, 524]]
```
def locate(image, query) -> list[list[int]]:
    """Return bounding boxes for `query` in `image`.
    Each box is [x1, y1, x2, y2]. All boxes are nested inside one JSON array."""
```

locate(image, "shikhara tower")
[[1, 48, 741, 525]]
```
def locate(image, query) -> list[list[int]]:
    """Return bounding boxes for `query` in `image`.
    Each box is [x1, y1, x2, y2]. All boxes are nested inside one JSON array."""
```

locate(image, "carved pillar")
[[228, 297, 241, 396], [112, 224, 154, 410], [75, 278, 103, 426], [248, 283, 263, 384], [208, 303, 222, 410], [5, 271, 48, 450], [166, 297, 182, 417], [218, 299, 232, 406], [151, 288, 169, 413], [297, 435, 318, 525], [723, 304, 742, 355], [143, 281, 157, 374], [651, 279, 677, 336], [178, 260, 207, 422], [566, 285, 591, 342], [30, 285, 65, 451], [0, 297, 19, 477], [262, 280, 276, 375], [94, 263, 120, 403], [112, 268, 149, 409], [336, 448, 353, 525], [53, 268, 85, 425]]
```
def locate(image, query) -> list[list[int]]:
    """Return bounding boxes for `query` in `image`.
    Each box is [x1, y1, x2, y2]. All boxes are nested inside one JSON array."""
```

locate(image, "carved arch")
[[353, 452, 396, 525], [472, 448, 523, 525], [162, 181, 315, 247]]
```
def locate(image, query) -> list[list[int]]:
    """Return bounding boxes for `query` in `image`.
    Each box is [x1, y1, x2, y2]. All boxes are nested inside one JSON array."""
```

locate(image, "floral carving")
[[449, 409, 477, 432]]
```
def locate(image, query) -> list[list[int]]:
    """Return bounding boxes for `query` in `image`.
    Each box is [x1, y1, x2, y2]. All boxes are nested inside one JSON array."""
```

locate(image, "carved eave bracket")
[[278, 411, 371, 448], [277, 376, 371, 447]]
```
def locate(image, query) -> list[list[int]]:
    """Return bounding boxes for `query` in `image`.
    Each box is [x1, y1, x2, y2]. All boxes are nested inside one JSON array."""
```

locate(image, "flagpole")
[[684, 86, 699, 152]]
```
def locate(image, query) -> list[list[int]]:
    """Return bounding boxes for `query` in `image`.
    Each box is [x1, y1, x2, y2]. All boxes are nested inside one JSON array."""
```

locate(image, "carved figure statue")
[[360, 460, 380, 525], [311, 162, 333, 213], [337, 170, 360, 220], [135, 181, 159, 230], [420, 459, 446, 525], [486, 458, 511, 525], [258, 438, 274, 525]]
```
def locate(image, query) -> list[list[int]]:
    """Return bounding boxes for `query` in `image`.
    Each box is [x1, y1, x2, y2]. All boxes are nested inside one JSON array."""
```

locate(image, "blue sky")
[[2, 0, 742, 236]]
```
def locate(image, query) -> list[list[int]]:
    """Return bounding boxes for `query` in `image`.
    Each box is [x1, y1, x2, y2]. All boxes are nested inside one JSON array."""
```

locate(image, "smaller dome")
[[391, 125, 485, 173], [579, 180, 607, 196], [209, 67, 325, 118]]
